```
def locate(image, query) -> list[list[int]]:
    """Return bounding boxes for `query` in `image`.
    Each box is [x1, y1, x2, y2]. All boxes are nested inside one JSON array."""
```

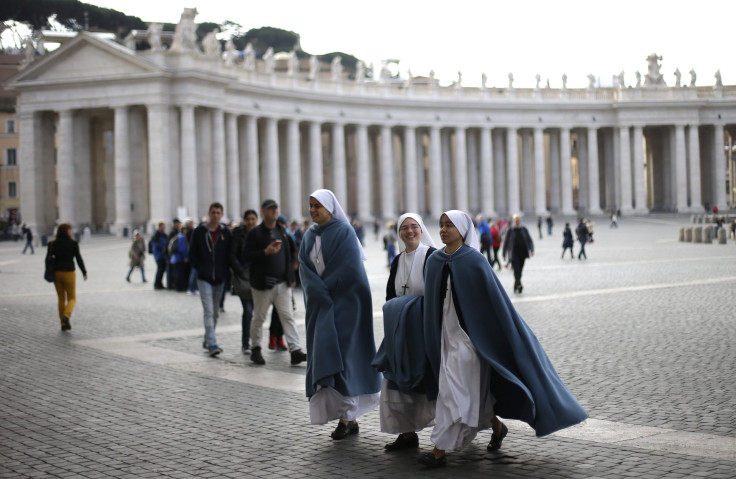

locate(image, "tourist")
[[46, 223, 87, 331], [126, 230, 147, 283], [502, 215, 534, 294], [229, 209, 258, 354]]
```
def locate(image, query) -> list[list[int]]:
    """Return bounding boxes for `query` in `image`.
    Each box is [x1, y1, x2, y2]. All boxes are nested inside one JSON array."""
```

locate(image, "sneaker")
[[268, 334, 277, 350], [251, 346, 265, 365], [290, 349, 307, 365], [242, 347, 251, 355], [60, 316, 71, 331], [208, 345, 222, 357]]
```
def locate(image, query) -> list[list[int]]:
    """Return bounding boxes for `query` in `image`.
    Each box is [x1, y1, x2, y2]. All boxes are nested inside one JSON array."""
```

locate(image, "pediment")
[[9, 32, 164, 85]]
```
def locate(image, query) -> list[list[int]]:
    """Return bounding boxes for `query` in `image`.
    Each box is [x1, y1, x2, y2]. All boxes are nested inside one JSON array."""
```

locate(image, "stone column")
[[533, 126, 546, 215], [454, 126, 468, 212], [479, 126, 495, 217], [380, 125, 395, 219], [332, 122, 347, 205], [18, 111, 42, 233], [179, 105, 198, 218], [674, 124, 688, 212], [264, 117, 280, 201], [493, 130, 507, 215], [713, 123, 726, 210], [309, 121, 323, 194], [244, 115, 260, 208], [688, 125, 703, 211], [113, 106, 132, 235], [507, 127, 520, 215], [73, 113, 92, 227], [57, 110, 76, 226], [619, 126, 634, 214], [587, 126, 603, 214], [355, 123, 371, 221], [521, 130, 533, 212], [226, 113, 240, 218], [212, 108, 227, 210], [147, 104, 172, 227], [466, 129, 479, 211], [404, 125, 418, 213], [548, 130, 560, 213], [559, 127, 575, 215], [632, 126, 647, 213], [286, 119, 301, 220], [428, 125, 443, 219]]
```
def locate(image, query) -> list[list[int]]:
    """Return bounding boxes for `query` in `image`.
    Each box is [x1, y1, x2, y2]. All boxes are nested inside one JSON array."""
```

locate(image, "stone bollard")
[[693, 227, 703, 243], [703, 225, 713, 243], [83, 226, 91, 243], [718, 228, 727, 244], [684, 227, 693, 242], [678, 228, 685, 242]]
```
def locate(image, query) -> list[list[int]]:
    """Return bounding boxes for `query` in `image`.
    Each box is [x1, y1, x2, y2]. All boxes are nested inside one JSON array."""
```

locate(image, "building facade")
[[0, 55, 22, 229], [6, 27, 736, 236]]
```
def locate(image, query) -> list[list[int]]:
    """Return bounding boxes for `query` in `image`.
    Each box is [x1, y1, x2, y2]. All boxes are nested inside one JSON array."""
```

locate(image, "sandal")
[[487, 423, 508, 451], [418, 452, 446, 467]]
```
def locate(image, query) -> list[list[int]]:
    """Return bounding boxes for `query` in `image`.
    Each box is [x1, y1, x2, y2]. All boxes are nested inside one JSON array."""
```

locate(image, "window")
[[8, 181, 17, 198], [6, 119, 16, 134], [6, 148, 17, 166]]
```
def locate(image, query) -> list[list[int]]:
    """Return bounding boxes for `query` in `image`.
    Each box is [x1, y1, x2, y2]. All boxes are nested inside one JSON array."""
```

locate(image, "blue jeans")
[[23, 240, 34, 254], [387, 245, 396, 266], [239, 296, 254, 349], [188, 268, 198, 292], [198, 280, 225, 348]]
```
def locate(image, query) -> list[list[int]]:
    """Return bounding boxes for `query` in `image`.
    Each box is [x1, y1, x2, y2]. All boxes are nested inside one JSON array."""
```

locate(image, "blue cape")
[[372, 295, 437, 396], [299, 219, 381, 398], [424, 245, 588, 437]]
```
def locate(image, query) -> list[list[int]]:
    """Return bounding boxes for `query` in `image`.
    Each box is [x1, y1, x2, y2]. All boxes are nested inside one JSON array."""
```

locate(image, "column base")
[[587, 207, 604, 216], [111, 222, 132, 238], [633, 208, 649, 215]]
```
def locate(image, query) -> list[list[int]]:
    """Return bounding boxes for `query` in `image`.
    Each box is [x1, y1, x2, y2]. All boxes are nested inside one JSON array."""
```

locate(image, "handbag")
[[232, 272, 252, 299], [44, 242, 55, 283]]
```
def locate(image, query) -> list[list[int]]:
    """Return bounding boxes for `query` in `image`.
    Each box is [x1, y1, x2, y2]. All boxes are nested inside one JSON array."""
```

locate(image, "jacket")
[[47, 238, 87, 275], [188, 224, 232, 285], [243, 222, 296, 290]]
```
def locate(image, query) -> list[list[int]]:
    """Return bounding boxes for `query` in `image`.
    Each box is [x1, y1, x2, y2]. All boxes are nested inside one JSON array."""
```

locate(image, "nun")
[[298, 189, 382, 440], [419, 210, 587, 467], [372, 213, 438, 452]]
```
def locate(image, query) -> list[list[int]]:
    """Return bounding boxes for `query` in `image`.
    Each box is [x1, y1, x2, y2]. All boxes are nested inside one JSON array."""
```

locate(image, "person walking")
[[490, 221, 502, 270], [298, 189, 381, 440], [21, 224, 34, 254], [418, 210, 587, 468], [373, 213, 437, 452], [150, 222, 168, 289], [502, 215, 534, 294], [477, 215, 492, 264], [561, 223, 574, 259], [243, 199, 306, 366], [168, 224, 189, 291], [576, 218, 589, 260], [229, 208, 258, 354], [189, 202, 232, 357], [46, 223, 87, 331], [126, 231, 147, 283], [383, 224, 398, 267]]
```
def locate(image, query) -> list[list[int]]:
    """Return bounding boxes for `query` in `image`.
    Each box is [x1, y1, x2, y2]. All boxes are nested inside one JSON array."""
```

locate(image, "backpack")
[[167, 235, 179, 257]]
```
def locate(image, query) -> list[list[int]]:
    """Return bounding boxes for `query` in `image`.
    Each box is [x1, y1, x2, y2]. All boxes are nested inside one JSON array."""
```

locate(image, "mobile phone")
[[273, 240, 283, 246]]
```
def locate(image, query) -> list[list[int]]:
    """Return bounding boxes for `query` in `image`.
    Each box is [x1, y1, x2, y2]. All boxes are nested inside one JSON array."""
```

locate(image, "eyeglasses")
[[399, 224, 421, 232]]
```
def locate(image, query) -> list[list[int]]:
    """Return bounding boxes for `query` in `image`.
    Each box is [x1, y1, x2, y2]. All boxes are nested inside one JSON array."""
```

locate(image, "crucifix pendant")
[[315, 259, 320, 264], [401, 284, 409, 295]]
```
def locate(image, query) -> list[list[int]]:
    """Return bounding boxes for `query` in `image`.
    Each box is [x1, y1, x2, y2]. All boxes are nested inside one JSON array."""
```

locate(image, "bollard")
[[703, 226, 713, 243], [693, 227, 703, 243], [718, 228, 727, 244], [684, 227, 693, 242], [678, 227, 685, 242], [83, 226, 91, 243]]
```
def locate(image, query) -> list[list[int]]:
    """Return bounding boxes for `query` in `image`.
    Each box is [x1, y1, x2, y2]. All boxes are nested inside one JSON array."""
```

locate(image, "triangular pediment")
[[8, 32, 165, 85]]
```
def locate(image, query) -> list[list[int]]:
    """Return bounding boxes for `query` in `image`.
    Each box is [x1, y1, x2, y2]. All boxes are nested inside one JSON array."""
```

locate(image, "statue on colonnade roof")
[[169, 8, 198, 53], [202, 29, 221, 57], [147, 23, 163, 52], [644, 53, 666, 86], [689, 68, 696, 87]]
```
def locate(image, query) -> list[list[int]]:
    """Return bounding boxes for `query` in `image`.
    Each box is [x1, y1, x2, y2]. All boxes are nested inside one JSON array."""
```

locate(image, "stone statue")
[[287, 50, 297, 76], [482, 72, 487, 89], [674, 68, 681, 87], [406, 69, 413, 90], [689, 68, 696, 87], [546, 78, 550, 89], [587, 73, 596, 89], [618, 71, 625, 88], [147, 23, 163, 51], [202, 29, 220, 57], [508, 72, 514, 89], [356, 60, 365, 83], [244, 43, 255, 71], [562, 73, 568, 89], [715, 69, 723, 87], [331, 56, 343, 82], [380, 62, 391, 83], [224, 39, 236, 66], [33, 31, 46, 55], [535, 73, 541, 89], [429, 69, 435, 83], [263, 47, 274, 73], [123, 32, 136, 50], [308, 55, 318, 80], [169, 8, 198, 53], [23, 37, 35, 61], [635, 71, 642, 87], [456, 71, 462, 89], [644, 53, 666, 86]]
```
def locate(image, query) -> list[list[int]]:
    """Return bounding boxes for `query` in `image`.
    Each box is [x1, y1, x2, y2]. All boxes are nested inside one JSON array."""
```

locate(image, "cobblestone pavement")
[[1, 214, 735, 478]]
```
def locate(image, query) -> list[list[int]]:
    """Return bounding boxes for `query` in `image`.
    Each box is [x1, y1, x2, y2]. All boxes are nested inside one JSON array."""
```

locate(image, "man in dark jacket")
[[229, 209, 258, 354], [243, 199, 306, 366], [188, 203, 232, 357], [576, 218, 589, 260], [502, 214, 534, 294], [150, 222, 169, 290]]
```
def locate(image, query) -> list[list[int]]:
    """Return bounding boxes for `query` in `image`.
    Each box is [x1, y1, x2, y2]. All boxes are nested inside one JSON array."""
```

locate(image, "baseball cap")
[[261, 199, 278, 209]]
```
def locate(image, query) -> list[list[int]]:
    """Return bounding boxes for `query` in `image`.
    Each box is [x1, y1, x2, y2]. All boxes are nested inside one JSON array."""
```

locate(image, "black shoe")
[[518, 285, 523, 294], [487, 423, 508, 451], [250, 346, 265, 365], [61, 316, 71, 331], [331, 420, 359, 440], [418, 452, 446, 467], [385, 433, 419, 451], [290, 349, 307, 365]]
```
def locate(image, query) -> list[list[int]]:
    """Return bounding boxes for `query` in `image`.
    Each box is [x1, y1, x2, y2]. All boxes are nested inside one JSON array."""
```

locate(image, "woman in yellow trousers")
[[46, 223, 88, 331]]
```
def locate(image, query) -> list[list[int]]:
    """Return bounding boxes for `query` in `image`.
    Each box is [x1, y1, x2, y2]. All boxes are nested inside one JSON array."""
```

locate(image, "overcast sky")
[[33, 0, 736, 88]]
